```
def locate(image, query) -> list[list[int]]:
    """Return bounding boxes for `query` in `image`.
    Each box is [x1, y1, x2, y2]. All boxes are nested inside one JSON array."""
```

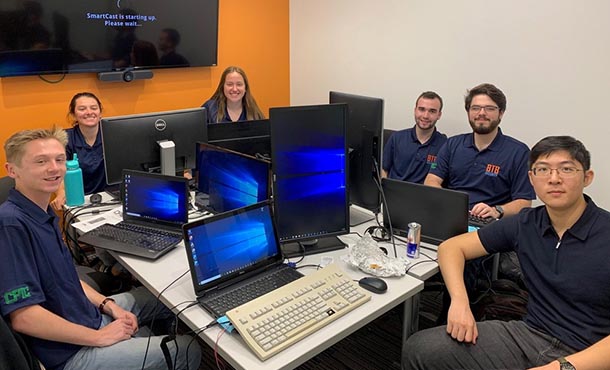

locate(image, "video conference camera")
[[98, 68, 154, 83]]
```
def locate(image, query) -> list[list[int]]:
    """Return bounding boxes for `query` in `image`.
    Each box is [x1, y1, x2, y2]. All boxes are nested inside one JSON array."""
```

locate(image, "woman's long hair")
[[209, 66, 264, 123]]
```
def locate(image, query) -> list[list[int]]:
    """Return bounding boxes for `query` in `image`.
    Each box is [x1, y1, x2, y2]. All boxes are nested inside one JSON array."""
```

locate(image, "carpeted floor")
[[196, 287, 444, 370]]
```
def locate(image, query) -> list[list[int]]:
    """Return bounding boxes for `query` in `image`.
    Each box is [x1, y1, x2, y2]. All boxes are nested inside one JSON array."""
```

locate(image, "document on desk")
[[71, 206, 123, 233]]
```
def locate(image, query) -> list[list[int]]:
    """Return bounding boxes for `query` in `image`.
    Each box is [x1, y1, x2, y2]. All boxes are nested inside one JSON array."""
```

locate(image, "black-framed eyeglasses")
[[469, 105, 499, 113], [530, 166, 583, 177]]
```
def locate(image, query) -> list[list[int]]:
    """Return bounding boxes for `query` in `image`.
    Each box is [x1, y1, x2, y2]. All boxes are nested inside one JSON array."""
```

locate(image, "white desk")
[[111, 243, 423, 370], [70, 200, 424, 370]]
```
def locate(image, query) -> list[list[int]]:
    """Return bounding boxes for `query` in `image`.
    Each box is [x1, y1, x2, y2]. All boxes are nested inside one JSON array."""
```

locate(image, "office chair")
[[383, 128, 396, 148], [0, 176, 15, 204]]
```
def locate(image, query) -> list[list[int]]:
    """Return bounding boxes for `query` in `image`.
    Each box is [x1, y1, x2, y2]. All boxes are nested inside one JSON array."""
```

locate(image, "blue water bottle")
[[65, 153, 85, 206]]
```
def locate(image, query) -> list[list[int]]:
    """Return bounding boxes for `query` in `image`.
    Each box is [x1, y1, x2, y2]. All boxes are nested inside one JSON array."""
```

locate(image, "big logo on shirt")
[[485, 164, 501, 177]]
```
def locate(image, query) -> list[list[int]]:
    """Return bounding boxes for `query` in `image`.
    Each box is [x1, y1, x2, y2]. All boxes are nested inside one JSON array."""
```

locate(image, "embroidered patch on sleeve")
[[3, 285, 31, 305]]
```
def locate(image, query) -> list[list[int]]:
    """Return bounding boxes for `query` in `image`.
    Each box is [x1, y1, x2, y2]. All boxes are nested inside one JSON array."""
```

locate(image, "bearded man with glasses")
[[404, 136, 610, 370], [425, 83, 535, 219]]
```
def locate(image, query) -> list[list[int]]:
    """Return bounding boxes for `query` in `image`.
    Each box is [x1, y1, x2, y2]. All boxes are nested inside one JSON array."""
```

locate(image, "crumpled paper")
[[343, 234, 410, 277]]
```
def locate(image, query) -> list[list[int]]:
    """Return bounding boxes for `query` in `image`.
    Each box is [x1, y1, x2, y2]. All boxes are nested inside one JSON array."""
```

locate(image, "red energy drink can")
[[407, 222, 421, 258]]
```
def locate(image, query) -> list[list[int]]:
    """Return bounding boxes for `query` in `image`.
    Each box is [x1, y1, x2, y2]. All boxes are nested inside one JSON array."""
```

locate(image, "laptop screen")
[[122, 170, 189, 227], [196, 142, 270, 213], [183, 201, 282, 295], [381, 178, 468, 245]]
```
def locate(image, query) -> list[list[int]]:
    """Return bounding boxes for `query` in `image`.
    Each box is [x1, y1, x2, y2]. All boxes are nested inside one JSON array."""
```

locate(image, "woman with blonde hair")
[[202, 66, 265, 123]]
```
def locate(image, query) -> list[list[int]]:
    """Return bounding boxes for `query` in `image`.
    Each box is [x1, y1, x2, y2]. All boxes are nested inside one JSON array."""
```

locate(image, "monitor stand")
[[349, 205, 375, 227], [281, 237, 347, 258], [158, 140, 176, 176]]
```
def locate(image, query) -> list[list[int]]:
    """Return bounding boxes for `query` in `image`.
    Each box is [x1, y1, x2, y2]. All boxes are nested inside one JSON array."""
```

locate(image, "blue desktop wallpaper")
[[187, 205, 278, 286], [123, 173, 187, 224], [197, 146, 269, 212], [273, 147, 347, 240], [273, 147, 346, 175]]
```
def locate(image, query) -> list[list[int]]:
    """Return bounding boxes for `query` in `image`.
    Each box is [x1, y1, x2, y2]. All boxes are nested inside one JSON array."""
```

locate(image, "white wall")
[[290, 0, 610, 208]]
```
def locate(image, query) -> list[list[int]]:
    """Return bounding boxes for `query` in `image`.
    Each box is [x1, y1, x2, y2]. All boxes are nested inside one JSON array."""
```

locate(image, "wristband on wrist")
[[98, 297, 115, 313]]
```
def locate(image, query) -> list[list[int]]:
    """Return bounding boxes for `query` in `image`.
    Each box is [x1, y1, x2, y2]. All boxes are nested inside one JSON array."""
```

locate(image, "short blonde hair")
[[4, 126, 68, 165]]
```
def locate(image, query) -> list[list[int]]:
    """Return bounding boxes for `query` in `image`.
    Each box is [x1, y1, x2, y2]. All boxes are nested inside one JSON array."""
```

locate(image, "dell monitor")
[[101, 107, 207, 186], [207, 119, 271, 159], [270, 103, 349, 257], [329, 91, 384, 226], [195, 142, 270, 213]]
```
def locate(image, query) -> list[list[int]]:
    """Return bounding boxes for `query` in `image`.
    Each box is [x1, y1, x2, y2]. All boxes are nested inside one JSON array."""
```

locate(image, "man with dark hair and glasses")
[[425, 83, 535, 219], [403, 136, 610, 370], [382, 91, 447, 183]]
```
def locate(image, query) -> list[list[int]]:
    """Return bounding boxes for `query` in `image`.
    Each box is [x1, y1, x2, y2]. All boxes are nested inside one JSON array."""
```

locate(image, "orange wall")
[[0, 0, 290, 175]]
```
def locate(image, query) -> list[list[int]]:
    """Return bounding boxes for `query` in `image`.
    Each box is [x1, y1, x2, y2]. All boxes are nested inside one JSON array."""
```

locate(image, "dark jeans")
[[402, 320, 575, 370]]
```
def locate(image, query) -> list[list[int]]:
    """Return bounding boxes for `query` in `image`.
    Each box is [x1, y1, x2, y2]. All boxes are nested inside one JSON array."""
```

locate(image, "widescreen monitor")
[[329, 91, 384, 226], [207, 119, 270, 158], [0, 0, 218, 77], [195, 143, 270, 213], [101, 107, 207, 185], [270, 103, 349, 257]]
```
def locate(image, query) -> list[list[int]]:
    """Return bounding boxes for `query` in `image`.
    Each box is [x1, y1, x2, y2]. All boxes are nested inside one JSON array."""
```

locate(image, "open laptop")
[[381, 178, 469, 246], [194, 142, 270, 214], [78, 170, 189, 259], [183, 200, 303, 318]]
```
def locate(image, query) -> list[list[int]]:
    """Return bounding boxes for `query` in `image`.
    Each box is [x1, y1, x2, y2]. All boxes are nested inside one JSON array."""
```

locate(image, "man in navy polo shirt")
[[0, 128, 201, 370], [382, 91, 447, 183], [425, 83, 534, 218], [404, 136, 610, 370]]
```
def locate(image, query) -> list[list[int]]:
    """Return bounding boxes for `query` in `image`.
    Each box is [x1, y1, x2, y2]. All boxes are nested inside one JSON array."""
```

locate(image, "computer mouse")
[[358, 277, 388, 294], [89, 193, 102, 204]]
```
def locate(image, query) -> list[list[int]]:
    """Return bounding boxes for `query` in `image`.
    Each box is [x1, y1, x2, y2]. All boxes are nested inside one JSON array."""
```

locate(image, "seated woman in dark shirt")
[[202, 65, 265, 123], [51, 92, 106, 211]]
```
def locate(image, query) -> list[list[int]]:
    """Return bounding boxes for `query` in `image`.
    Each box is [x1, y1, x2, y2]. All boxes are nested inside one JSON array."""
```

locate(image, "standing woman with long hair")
[[202, 66, 265, 123]]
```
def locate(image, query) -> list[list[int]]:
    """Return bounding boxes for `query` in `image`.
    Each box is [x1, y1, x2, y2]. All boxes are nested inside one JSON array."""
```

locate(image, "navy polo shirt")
[[429, 128, 535, 208], [382, 126, 447, 184], [202, 99, 247, 123], [66, 127, 106, 194], [0, 190, 101, 370], [478, 196, 610, 351]]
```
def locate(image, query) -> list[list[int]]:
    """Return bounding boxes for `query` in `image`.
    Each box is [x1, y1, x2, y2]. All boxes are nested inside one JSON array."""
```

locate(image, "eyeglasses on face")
[[530, 166, 583, 177], [469, 105, 499, 113]]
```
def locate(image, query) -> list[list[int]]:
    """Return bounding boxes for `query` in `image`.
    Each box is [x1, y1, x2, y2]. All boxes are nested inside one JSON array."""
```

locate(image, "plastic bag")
[[343, 234, 409, 277]]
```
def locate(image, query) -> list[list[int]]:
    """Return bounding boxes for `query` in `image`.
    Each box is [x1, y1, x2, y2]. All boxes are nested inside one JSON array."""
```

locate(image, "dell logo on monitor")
[[154, 119, 167, 131]]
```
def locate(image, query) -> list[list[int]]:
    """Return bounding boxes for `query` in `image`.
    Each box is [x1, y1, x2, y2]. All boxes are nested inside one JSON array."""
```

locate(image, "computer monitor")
[[101, 108, 207, 185], [270, 103, 349, 257], [207, 119, 270, 158], [381, 178, 468, 246], [195, 142, 270, 213], [329, 91, 384, 226]]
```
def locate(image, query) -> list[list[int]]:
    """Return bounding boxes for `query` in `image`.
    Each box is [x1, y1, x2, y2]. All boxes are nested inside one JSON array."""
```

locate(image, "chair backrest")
[[0, 176, 15, 204], [383, 128, 396, 149]]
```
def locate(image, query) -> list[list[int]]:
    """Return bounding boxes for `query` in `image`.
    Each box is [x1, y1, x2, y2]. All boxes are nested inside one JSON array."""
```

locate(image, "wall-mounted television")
[[0, 0, 218, 77]]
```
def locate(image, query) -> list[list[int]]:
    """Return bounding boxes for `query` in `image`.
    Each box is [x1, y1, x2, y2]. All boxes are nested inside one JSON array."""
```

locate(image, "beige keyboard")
[[226, 263, 371, 361]]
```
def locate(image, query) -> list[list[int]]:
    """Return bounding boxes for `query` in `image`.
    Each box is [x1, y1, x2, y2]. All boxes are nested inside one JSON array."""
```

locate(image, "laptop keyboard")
[[205, 267, 303, 317], [85, 222, 182, 251], [468, 214, 496, 228]]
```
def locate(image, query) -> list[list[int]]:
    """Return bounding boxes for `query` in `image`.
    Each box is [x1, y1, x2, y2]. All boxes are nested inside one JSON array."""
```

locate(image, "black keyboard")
[[468, 214, 496, 228], [84, 222, 182, 251], [204, 267, 304, 317]]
